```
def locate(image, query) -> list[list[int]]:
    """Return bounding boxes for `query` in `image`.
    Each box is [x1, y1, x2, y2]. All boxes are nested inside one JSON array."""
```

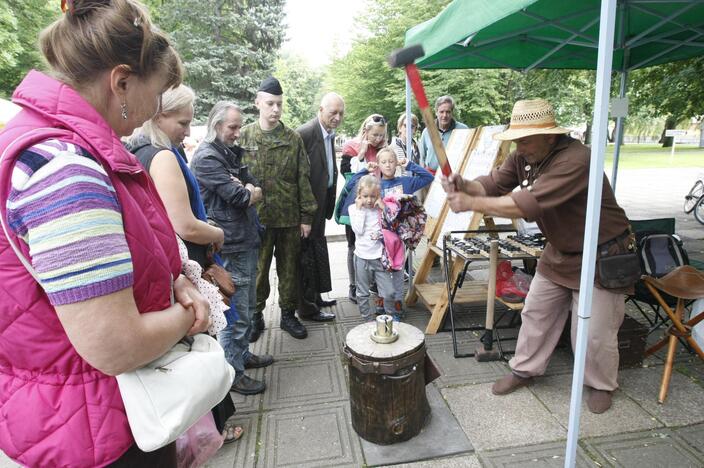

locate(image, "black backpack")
[[638, 234, 689, 278]]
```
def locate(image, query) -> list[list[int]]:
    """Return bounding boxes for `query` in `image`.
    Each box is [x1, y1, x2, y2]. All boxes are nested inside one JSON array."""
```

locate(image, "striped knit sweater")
[[6, 138, 133, 305]]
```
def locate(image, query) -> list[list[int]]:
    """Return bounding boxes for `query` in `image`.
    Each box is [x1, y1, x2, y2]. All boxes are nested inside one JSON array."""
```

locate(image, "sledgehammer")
[[388, 45, 452, 177]]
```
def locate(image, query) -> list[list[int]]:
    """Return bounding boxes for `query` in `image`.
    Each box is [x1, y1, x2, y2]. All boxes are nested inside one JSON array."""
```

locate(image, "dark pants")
[[109, 441, 176, 467], [257, 226, 300, 312]]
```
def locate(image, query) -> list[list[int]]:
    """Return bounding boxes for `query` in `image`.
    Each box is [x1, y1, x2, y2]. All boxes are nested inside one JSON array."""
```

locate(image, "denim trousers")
[[218, 248, 259, 379]]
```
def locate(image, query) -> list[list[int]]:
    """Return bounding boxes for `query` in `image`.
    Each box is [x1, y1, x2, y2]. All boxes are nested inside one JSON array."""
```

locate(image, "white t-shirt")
[[349, 204, 383, 260]]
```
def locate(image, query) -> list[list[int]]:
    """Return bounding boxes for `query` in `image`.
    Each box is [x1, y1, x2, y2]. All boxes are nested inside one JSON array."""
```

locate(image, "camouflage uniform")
[[240, 121, 318, 312]]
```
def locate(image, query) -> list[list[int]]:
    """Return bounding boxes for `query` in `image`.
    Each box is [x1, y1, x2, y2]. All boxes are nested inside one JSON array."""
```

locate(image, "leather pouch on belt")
[[596, 230, 641, 289]]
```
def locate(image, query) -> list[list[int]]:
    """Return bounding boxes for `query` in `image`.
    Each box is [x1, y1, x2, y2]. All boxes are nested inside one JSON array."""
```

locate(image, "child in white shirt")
[[348, 175, 398, 321]]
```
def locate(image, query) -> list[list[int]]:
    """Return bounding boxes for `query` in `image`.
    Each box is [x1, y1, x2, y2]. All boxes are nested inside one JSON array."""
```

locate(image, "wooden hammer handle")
[[419, 106, 451, 177]]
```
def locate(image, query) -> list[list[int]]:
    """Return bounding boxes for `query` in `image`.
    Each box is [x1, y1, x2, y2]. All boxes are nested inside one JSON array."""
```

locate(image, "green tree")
[[154, 0, 285, 122], [0, 1, 58, 97], [629, 57, 704, 147], [327, 0, 451, 136], [274, 53, 323, 130]]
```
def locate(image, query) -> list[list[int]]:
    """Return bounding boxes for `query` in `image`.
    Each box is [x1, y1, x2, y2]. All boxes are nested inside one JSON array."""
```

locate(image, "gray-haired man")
[[418, 95, 468, 173], [191, 101, 273, 396]]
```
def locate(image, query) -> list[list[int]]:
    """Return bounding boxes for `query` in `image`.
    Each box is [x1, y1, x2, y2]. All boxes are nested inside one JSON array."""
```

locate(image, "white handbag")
[[0, 167, 235, 452], [116, 334, 235, 451]]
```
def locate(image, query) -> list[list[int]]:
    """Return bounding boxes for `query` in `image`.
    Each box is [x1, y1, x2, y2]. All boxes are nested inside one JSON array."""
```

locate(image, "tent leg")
[[565, 0, 617, 467], [406, 75, 412, 158], [611, 69, 628, 192]]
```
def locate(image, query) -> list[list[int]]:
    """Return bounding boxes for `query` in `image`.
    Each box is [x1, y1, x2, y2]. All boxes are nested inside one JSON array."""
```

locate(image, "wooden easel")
[[406, 125, 511, 334], [405, 127, 477, 308]]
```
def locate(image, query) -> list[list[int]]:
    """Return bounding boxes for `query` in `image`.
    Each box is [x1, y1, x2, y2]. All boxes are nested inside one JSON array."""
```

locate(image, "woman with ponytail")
[[0, 1, 209, 466]]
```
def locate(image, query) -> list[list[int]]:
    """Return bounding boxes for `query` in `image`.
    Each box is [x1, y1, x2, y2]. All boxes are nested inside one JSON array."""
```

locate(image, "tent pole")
[[564, 0, 617, 467], [405, 76, 414, 285], [611, 2, 629, 193], [611, 68, 628, 192], [406, 75, 412, 159]]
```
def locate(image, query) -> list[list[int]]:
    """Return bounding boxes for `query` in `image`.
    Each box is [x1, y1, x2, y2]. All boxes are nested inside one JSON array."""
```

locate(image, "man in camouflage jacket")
[[239, 77, 318, 339]]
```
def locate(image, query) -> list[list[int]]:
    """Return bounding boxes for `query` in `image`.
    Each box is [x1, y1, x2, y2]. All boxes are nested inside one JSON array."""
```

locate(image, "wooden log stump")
[[344, 322, 430, 445]]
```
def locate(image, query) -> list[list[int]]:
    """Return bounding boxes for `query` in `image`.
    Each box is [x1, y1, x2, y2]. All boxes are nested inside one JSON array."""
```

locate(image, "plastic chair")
[[642, 266, 704, 403]]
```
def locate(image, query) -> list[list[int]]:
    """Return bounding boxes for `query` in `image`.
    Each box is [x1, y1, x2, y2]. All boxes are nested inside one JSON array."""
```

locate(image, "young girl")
[[366, 148, 433, 315], [341, 114, 388, 304], [348, 175, 398, 321]]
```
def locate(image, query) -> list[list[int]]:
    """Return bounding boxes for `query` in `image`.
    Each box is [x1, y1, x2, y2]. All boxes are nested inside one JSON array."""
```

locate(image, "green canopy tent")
[[401, 1, 704, 466], [405, 0, 704, 188]]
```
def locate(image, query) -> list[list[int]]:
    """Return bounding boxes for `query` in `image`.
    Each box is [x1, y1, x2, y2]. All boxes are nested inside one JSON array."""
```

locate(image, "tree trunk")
[[699, 121, 704, 148], [584, 122, 592, 145], [660, 116, 676, 147]]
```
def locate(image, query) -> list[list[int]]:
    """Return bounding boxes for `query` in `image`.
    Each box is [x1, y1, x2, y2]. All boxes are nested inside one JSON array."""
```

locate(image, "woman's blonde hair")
[[39, 0, 183, 90], [356, 114, 388, 141], [128, 84, 195, 149], [356, 174, 381, 196]]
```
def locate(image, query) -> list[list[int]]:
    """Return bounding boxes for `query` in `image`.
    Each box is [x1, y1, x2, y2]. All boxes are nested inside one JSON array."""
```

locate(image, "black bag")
[[639, 233, 689, 277], [596, 230, 641, 289]]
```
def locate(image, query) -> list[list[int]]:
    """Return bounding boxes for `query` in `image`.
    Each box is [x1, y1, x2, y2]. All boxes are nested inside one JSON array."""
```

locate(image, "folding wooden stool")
[[643, 265, 704, 403]]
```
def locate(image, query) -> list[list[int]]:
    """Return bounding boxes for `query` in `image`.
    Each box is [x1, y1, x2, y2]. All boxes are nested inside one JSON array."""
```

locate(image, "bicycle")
[[684, 173, 704, 225]]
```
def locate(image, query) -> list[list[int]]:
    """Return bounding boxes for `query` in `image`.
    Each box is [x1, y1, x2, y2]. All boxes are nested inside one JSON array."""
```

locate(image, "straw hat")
[[493, 99, 570, 141]]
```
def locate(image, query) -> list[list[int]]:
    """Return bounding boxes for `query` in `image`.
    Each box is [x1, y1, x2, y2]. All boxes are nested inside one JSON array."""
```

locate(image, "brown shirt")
[[475, 136, 630, 290]]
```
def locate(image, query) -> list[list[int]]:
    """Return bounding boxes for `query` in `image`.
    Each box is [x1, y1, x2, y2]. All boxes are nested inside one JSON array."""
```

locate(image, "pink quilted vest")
[[0, 71, 181, 467]]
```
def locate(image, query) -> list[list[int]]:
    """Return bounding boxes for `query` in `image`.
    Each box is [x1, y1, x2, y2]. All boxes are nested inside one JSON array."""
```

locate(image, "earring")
[[121, 103, 128, 120]]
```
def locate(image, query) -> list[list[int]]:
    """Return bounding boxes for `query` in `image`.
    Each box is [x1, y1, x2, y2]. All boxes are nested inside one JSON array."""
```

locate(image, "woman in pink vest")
[[0, 1, 210, 466]]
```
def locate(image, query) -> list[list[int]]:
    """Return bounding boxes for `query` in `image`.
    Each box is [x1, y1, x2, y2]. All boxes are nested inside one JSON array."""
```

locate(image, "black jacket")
[[127, 135, 208, 265], [191, 140, 262, 253], [296, 117, 338, 237]]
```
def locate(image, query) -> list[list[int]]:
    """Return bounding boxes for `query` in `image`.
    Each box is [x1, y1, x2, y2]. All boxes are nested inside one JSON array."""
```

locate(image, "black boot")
[[348, 285, 357, 304], [249, 312, 265, 343], [280, 309, 307, 339]]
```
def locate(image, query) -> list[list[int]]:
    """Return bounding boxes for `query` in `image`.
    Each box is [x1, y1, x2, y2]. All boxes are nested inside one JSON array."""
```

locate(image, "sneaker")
[[393, 300, 405, 317], [491, 373, 533, 395], [374, 297, 385, 315], [230, 374, 266, 395], [586, 387, 612, 414], [244, 353, 274, 369]]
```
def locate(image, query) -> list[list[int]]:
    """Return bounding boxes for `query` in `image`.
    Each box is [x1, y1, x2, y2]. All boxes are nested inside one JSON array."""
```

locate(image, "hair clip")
[[60, 0, 74, 14]]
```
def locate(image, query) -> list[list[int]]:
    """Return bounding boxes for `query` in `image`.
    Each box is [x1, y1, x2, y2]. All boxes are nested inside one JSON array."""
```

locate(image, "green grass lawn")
[[603, 143, 704, 169]]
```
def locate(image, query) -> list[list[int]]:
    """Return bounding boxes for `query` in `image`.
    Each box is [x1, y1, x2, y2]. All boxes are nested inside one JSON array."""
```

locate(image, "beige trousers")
[[509, 271, 625, 391]]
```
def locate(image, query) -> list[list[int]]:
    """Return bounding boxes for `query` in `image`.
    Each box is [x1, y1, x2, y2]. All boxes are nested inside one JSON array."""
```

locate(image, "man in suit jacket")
[[296, 93, 345, 321]]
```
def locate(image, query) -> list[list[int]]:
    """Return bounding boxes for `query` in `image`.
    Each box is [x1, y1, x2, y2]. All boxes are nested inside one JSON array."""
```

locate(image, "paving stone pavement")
[[1, 168, 704, 467]]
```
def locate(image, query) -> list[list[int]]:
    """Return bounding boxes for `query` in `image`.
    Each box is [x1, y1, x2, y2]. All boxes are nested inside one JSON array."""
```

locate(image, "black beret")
[[258, 76, 283, 96]]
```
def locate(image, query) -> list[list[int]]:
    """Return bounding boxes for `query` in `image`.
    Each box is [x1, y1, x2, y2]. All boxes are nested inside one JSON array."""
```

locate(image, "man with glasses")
[[295, 93, 345, 320], [419, 95, 468, 173]]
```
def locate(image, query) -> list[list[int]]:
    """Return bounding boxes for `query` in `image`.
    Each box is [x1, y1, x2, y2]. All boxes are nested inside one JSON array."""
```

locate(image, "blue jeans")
[[218, 249, 258, 379]]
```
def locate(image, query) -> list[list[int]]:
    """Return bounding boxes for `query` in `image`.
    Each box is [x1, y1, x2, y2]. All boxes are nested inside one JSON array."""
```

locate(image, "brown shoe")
[[491, 373, 532, 395], [586, 387, 612, 414]]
